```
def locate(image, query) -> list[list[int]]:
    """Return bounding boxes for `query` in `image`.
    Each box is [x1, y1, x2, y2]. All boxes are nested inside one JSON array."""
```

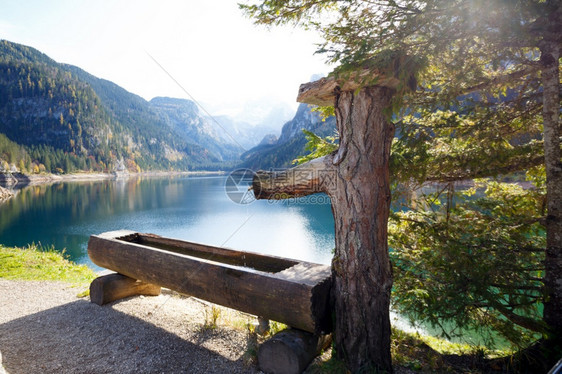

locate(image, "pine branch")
[[460, 66, 540, 96], [487, 299, 545, 332], [425, 154, 545, 182]]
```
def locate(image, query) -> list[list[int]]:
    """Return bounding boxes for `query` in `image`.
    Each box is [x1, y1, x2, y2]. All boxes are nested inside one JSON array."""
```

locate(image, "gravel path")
[[0, 279, 262, 374]]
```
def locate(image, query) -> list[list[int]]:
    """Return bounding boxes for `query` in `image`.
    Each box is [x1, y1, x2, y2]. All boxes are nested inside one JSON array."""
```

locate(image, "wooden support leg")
[[255, 317, 270, 335], [90, 273, 161, 306], [258, 329, 331, 374]]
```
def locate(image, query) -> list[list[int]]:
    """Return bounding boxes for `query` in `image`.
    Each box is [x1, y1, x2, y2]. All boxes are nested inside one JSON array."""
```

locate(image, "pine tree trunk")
[[540, 40, 562, 340], [253, 81, 397, 372], [330, 87, 394, 373]]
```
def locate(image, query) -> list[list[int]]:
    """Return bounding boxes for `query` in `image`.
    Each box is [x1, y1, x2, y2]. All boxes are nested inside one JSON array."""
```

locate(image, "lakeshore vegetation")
[[0, 243, 95, 283]]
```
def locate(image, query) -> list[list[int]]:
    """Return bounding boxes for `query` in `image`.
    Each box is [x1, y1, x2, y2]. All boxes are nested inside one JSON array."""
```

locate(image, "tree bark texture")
[[540, 39, 562, 339], [329, 87, 394, 373], [253, 85, 395, 373]]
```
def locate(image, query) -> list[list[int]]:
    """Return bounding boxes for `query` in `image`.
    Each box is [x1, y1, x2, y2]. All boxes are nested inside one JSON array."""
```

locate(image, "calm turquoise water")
[[0, 175, 336, 270]]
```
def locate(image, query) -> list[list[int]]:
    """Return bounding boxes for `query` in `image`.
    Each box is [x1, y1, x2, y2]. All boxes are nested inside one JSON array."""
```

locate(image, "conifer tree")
[[243, 0, 561, 370]]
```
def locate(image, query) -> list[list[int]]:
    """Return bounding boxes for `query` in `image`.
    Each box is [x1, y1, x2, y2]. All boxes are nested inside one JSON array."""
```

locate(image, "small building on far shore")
[[112, 159, 130, 179], [0, 185, 13, 201]]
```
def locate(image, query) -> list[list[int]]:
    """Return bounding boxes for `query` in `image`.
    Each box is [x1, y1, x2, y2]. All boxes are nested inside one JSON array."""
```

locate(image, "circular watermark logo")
[[225, 168, 257, 204]]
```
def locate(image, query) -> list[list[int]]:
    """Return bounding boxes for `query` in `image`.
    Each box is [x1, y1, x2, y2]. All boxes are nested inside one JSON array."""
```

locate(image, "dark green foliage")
[[293, 129, 338, 165], [0, 134, 28, 168], [390, 172, 547, 347]]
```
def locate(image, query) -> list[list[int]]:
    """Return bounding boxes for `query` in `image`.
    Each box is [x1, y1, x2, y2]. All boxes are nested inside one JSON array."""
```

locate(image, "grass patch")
[[202, 305, 222, 331], [308, 328, 512, 373], [391, 327, 453, 371], [0, 243, 96, 284], [243, 324, 259, 366]]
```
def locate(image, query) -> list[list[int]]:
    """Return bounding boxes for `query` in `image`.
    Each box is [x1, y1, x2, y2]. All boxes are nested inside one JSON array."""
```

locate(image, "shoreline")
[[0, 170, 226, 189]]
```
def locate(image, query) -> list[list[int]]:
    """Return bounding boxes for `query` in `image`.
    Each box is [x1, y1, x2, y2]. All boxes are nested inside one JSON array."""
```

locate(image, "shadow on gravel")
[[0, 299, 256, 374]]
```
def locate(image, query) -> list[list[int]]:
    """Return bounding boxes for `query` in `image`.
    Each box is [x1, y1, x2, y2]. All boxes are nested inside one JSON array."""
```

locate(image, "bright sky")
[[0, 0, 330, 116]]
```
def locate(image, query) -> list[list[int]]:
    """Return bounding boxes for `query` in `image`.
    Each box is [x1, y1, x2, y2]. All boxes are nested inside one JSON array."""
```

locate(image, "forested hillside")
[[240, 103, 336, 170], [0, 40, 237, 174], [149, 97, 243, 161]]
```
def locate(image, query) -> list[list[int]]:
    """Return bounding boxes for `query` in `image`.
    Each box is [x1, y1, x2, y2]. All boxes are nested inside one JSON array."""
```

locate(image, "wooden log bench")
[[87, 230, 332, 373]]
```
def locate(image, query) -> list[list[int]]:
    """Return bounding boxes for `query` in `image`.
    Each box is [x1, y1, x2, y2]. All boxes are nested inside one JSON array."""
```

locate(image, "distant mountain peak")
[[240, 103, 336, 170], [259, 134, 278, 146], [150, 96, 197, 108]]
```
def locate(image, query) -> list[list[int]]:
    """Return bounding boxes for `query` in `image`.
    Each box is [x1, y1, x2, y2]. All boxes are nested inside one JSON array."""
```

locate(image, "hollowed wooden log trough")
[[88, 230, 332, 335]]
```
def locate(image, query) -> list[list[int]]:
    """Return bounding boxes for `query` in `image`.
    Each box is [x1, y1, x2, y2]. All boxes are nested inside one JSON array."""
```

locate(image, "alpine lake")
[[0, 174, 335, 268]]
